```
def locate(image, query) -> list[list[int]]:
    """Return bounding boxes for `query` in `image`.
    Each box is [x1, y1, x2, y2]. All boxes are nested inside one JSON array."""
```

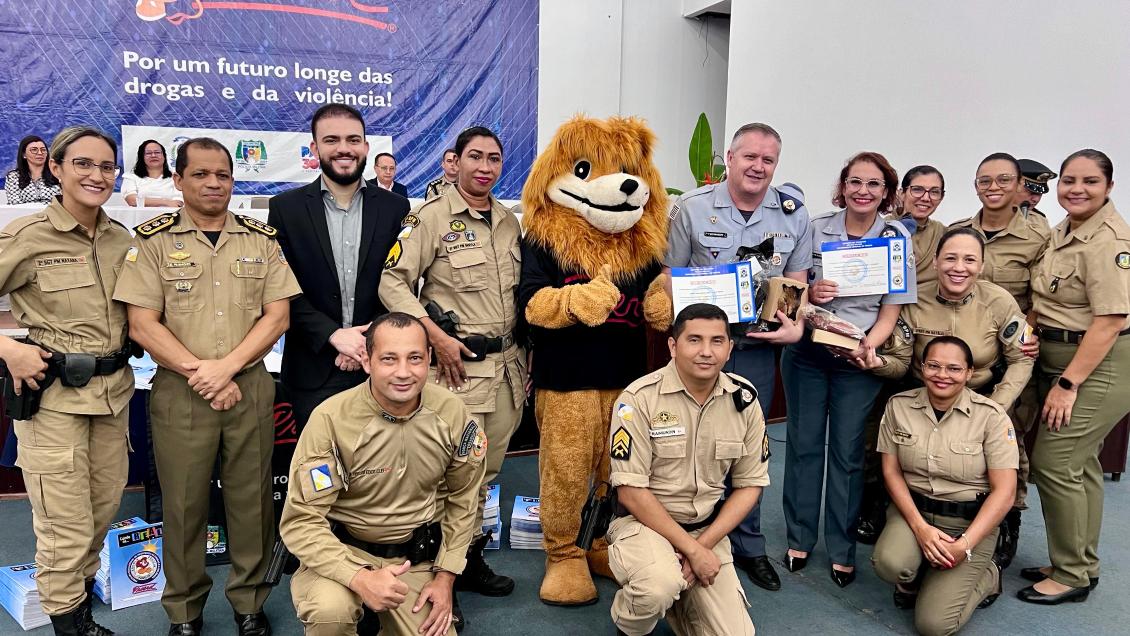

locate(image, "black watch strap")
[[1057, 376, 1076, 391]]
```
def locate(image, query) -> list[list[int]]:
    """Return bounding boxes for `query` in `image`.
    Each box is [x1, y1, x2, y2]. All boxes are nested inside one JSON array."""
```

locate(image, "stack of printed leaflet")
[[0, 562, 49, 630], [509, 495, 543, 549], [483, 484, 502, 549], [95, 517, 166, 610], [95, 517, 146, 604]]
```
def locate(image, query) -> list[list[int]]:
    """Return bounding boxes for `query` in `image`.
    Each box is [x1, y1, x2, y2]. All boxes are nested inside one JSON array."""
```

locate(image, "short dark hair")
[[310, 104, 365, 138], [1061, 149, 1113, 183], [833, 151, 899, 213], [977, 152, 1022, 177], [443, 148, 458, 159], [935, 226, 985, 258], [672, 303, 730, 339], [374, 152, 395, 165], [133, 139, 172, 179], [454, 126, 503, 158], [900, 164, 944, 191], [922, 335, 974, 369], [730, 122, 782, 146], [365, 312, 429, 354], [174, 137, 233, 176], [14, 135, 58, 190]]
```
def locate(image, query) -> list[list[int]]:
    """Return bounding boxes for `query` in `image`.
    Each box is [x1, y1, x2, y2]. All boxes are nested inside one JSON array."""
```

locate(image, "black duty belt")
[[910, 491, 985, 521], [479, 333, 515, 354], [678, 502, 722, 532], [332, 522, 442, 561], [1038, 326, 1130, 345], [33, 341, 133, 388]]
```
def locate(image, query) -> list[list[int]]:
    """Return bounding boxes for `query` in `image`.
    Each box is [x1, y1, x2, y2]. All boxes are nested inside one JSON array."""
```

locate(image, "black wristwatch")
[[1057, 376, 1077, 391]]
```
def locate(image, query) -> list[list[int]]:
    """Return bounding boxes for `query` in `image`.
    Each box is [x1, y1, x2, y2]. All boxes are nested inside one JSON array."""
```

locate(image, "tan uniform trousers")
[[607, 516, 754, 636], [872, 507, 998, 636], [290, 545, 455, 636], [150, 365, 275, 623], [1031, 336, 1130, 588], [14, 407, 129, 615]]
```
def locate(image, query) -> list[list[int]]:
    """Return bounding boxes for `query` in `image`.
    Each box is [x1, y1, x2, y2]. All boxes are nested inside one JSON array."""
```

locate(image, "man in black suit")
[[268, 105, 410, 429], [370, 151, 409, 198]]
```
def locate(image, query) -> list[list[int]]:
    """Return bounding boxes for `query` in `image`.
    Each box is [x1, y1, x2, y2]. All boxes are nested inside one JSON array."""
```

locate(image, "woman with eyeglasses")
[[872, 336, 1017, 635], [782, 151, 917, 587], [1018, 149, 1130, 605], [898, 166, 947, 287], [4, 135, 61, 205], [0, 126, 134, 635], [121, 139, 182, 207]]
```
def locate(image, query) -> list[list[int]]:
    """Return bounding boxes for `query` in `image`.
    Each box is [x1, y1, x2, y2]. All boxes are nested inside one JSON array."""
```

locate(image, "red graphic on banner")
[[274, 401, 298, 446], [135, 0, 395, 32]]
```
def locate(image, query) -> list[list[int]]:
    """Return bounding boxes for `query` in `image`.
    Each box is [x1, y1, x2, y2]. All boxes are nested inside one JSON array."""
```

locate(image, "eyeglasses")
[[907, 185, 944, 200], [845, 177, 886, 193], [26, 147, 48, 155], [143, 151, 165, 157], [69, 158, 121, 178], [922, 361, 967, 376], [974, 174, 1017, 190]]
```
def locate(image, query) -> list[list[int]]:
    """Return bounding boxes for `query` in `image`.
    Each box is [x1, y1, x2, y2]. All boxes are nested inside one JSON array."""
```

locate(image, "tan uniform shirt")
[[113, 211, 300, 365], [0, 199, 133, 414], [279, 382, 486, 587], [424, 177, 455, 201], [949, 209, 1050, 314], [1032, 201, 1130, 332], [878, 387, 1018, 502], [379, 187, 525, 412], [609, 362, 770, 524], [913, 218, 946, 287], [876, 279, 1032, 409]]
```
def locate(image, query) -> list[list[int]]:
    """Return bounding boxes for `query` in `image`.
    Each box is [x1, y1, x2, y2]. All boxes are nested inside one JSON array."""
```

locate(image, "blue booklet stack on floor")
[[94, 516, 147, 604], [96, 517, 166, 610], [510, 495, 543, 549], [0, 563, 49, 630]]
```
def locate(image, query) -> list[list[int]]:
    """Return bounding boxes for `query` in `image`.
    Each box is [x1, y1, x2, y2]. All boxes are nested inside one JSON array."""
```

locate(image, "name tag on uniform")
[[703, 231, 728, 238], [35, 256, 87, 267], [445, 240, 482, 253], [913, 328, 949, 337], [649, 426, 686, 438]]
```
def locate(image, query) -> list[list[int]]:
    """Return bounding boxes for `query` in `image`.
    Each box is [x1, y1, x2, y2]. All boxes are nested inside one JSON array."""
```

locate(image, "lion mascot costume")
[[517, 116, 672, 605]]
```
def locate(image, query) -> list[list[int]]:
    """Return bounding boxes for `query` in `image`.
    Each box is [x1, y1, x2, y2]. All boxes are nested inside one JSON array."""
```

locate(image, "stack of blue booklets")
[[95, 517, 146, 604], [510, 495, 543, 549], [94, 517, 166, 610], [0, 563, 49, 630], [483, 484, 501, 549]]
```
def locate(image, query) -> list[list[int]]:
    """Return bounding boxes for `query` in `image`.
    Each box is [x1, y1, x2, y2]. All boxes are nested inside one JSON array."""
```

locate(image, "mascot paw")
[[643, 272, 674, 332], [587, 544, 616, 582], [569, 264, 623, 327], [540, 557, 598, 606]]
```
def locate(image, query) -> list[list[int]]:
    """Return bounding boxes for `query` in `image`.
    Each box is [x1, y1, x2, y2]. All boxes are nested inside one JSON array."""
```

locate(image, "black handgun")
[[264, 536, 298, 586], [0, 359, 56, 420], [576, 481, 616, 551], [424, 301, 487, 360]]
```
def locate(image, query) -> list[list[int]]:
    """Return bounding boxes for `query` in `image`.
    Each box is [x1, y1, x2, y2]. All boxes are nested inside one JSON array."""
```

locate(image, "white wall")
[[725, 0, 1130, 226], [539, 0, 729, 192]]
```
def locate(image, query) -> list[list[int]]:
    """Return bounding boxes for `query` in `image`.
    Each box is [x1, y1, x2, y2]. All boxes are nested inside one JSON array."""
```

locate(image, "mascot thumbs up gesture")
[[518, 116, 672, 605]]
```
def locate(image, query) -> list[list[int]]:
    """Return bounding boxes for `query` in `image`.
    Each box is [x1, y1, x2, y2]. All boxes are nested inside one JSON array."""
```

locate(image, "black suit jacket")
[[268, 179, 409, 390], [367, 178, 409, 198]]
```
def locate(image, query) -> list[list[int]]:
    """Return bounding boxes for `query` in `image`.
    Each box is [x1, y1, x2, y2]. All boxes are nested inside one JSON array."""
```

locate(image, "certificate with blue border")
[[670, 262, 758, 323], [819, 237, 907, 297]]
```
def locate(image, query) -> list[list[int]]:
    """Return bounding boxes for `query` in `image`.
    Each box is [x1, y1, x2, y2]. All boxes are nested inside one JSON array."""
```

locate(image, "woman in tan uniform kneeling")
[[872, 336, 1018, 636]]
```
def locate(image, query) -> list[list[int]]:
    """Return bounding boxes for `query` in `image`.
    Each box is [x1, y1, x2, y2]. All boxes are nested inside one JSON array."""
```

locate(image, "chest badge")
[[174, 280, 192, 292], [174, 239, 185, 250], [1117, 252, 1130, 269], [450, 220, 467, 232], [709, 215, 718, 224], [465, 230, 477, 242], [442, 232, 460, 242], [1050, 278, 1059, 293], [651, 411, 678, 425], [168, 251, 190, 261]]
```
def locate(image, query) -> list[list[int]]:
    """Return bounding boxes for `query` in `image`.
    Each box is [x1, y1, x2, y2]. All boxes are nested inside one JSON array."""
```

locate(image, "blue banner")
[[0, 0, 538, 197]]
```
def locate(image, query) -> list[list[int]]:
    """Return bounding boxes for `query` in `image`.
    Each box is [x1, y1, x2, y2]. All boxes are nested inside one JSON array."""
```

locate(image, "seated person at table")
[[872, 336, 1017, 636], [121, 140, 182, 207], [4, 135, 60, 204]]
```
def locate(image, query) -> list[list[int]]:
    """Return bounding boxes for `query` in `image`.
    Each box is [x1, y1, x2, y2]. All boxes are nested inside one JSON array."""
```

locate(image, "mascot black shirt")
[[518, 240, 662, 391]]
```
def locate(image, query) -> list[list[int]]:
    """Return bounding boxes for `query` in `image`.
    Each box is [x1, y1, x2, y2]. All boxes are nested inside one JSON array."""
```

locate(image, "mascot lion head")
[[521, 116, 669, 283]]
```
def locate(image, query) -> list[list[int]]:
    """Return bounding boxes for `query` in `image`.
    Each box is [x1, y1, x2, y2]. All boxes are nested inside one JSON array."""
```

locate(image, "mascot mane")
[[521, 115, 669, 284]]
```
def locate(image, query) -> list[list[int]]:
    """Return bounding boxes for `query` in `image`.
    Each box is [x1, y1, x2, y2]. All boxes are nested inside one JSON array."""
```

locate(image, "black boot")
[[75, 581, 114, 636], [50, 610, 82, 636], [455, 533, 514, 596], [994, 508, 1021, 570]]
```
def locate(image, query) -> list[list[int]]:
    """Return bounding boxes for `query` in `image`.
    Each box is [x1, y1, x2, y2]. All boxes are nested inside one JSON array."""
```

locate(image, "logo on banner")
[[300, 146, 320, 171], [136, 1, 397, 32], [235, 139, 269, 173], [168, 135, 191, 169]]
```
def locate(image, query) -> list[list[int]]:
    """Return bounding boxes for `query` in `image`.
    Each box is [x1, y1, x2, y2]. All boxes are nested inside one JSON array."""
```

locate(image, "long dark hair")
[[14, 135, 58, 190], [132, 140, 172, 179]]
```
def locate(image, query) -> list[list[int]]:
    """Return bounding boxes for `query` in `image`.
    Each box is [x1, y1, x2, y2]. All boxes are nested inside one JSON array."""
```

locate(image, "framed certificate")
[[670, 262, 758, 323], [819, 237, 908, 297]]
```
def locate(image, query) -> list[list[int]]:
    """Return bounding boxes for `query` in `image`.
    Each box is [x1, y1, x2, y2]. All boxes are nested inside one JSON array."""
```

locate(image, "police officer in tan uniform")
[[380, 126, 522, 598], [424, 149, 458, 201], [608, 304, 768, 636], [872, 336, 1017, 636], [113, 138, 301, 636], [897, 165, 948, 289], [0, 127, 133, 636], [1019, 149, 1130, 605], [280, 312, 483, 636], [1015, 159, 1057, 218]]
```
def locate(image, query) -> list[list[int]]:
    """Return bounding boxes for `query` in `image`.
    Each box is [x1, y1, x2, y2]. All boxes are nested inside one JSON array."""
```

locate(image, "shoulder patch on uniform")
[[298, 457, 343, 502], [761, 433, 771, 462], [457, 419, 480, 457], [134, 212, 178, 237], [726, 373, 758, 412], [610, 426, 632, 461], [401, 213, 421, 228], [236, 215, 278, 237], [998, 315, 1025, 344], [1116, 252, 1130, 270], [668, 198, 682, 220], [615, 403, 635, 422], [384, 240, 403, 269], [896, 317, 912, 343], [777, 189, 804, 215]]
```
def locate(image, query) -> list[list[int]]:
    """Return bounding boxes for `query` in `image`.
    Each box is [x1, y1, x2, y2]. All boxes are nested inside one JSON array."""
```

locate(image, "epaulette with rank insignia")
[[726, 373, 758, 412], [236, 215, 278, 237], [134, 212, 178, 238], [777, 183, 805, 215]]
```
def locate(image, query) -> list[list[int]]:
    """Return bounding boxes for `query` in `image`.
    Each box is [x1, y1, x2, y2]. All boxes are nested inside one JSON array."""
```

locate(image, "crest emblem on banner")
[[235, 139, 269, 173]]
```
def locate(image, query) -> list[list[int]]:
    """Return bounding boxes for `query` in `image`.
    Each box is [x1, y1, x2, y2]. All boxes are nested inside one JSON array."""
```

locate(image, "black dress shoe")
[[1020, 567, 1099, 590], [234, 612, 271, 636], [829, 566, 856, 588], [1016, 583, 1090, 605], [977, 561, 1003, 609], [893, 588, 917, 609], [168, 616, 203, 636], [734, 555, 781, 591], [783, 552, 808, 573], [855, 518, 881, 545]]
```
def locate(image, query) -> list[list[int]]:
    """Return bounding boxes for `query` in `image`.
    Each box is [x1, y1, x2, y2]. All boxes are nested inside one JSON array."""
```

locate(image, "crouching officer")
[[280, 312, 485, 636], [0, 126, 134, 636], [607, 304, 768, 636]]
